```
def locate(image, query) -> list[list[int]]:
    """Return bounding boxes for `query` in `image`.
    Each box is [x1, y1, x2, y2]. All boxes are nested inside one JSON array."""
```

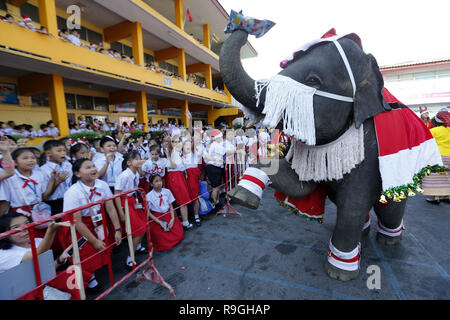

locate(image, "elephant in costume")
[[219, 28, 445, 281]]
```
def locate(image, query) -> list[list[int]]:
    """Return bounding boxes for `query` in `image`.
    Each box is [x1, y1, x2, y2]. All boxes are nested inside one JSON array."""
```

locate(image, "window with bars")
[[20, 3, 40, 23], [31, 93, 49, 107], [110, 42, 133, 57], [0, 0, 7, 11], [76, 95, 94, 110], [65, 93, 76, 109], [144, 53, 155, 64], [94, 97, 109, 111]]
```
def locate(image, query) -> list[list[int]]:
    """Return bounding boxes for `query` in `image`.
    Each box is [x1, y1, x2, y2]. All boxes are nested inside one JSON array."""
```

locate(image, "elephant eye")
[[305, 75, 321, 87]]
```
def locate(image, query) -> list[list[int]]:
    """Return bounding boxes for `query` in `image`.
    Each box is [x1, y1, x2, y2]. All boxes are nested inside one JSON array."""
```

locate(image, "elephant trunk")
[[220, 30, 264, 116]]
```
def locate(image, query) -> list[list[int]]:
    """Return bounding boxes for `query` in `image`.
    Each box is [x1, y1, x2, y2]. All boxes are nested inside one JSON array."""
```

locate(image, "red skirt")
[[58, 216, 109, 274], [186, 167, 202, 200], [149, 211, 183, 251], [166, 171, 192, 206], [18, 268, 91, 300], [119, 196, 147, 237]]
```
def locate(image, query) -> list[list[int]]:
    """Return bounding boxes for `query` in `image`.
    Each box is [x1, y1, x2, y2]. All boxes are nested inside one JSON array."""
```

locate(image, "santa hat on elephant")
[[280, 28, 363, 69]]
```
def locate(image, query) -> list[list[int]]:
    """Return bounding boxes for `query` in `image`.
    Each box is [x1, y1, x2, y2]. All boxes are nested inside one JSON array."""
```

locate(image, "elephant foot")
[[376, 232, 402, 246], [375, 220, 404, 245], [326, 241, 361, 281], [324, 260, 359, 282], [229, 186, 260, 209]]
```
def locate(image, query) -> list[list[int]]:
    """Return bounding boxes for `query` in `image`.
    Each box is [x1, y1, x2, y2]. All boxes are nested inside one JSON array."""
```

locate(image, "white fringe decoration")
[[255, 75, 317, 146], [286, 124, 365, 182]]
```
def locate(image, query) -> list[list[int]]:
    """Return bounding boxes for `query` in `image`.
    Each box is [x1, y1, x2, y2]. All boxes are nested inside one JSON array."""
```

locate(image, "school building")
[[0, 0, 257, 136], [380, 57, 450, 117]]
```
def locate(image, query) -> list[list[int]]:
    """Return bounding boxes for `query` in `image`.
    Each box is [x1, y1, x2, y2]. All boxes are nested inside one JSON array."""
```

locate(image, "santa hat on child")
[[210, 129, 223, 140], [22, 15, 32, 22], [419, 107, 429, 116]]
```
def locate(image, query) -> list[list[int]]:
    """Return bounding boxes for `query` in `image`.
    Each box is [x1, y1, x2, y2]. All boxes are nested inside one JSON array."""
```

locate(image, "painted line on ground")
[[167, 253, 362, 300], [407, 232, 450, 279], [199, 228, 434, 269], [369, 237, 406, 300]]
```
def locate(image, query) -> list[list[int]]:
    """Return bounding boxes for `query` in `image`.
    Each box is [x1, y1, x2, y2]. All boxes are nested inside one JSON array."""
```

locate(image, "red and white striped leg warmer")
[[328, 240, 361, 272], [237, 167, 270, 199], [363, 214, 371, 231], [377, 220, 404, 237]]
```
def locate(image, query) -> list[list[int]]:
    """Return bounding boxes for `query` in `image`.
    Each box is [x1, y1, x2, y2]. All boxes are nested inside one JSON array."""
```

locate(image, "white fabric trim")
[[238, 179, 264, 199], [286, 123, 365, 182], [328, 240, 361, 272], [255, 75, 317, 145], [244, 167, 270, 185], [377, 220, 404, 237], [237, 167, 269, 200], [284, 34, 344, 62], [378, 138, 443, 191]]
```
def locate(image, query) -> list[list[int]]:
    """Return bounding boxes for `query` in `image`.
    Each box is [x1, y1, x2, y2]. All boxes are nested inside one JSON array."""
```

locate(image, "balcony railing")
[[0, 21, 231, 105]]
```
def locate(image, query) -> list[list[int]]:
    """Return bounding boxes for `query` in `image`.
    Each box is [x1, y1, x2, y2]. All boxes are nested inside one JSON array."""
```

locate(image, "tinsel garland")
[[277, 200, 324, 224], [379, 164, 449, 204]]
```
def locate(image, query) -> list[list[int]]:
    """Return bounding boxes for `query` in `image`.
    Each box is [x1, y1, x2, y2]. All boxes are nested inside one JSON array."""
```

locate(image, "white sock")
[[182, 221, 190, 227], [136, 243, 142, 251], [194, 214, 200, 220], [88, 275, 98, 288], [126, 256, 132, 266]]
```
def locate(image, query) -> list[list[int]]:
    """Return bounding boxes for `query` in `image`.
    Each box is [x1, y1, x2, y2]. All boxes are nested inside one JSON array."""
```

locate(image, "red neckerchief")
[[22, 178, 38, 189], [89, 187, 101, 200]]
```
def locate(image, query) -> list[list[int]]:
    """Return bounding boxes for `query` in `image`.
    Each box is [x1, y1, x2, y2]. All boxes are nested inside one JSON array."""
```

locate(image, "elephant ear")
[[353, 54, 391, 128]]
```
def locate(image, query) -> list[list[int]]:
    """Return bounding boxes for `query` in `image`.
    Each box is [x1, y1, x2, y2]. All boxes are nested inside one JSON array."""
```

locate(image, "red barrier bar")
[[27, 226, 43, 300], [1, 166, 248, 300], [100, 202, 115, 288]]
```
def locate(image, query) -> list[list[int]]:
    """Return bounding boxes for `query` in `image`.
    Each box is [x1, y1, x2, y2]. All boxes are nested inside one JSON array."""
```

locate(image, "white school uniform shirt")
[[207, 141, 225, 168], [167, 151, 186, 172], [225, 139, 236, 164], [63, 179, 112, 217], [39, 160, 73, 200], [0, 169, 46, 209], [146, 188, 175, 213], [115, 168, 139, 194], [142, 157, 169, 177], [67, 34, 81, 46], [0, 239, 43, 273], [182, 152, 199, 169], [93, 152, 123, 187], [0, 128, 8, 135], [48, 127, 59, 137]]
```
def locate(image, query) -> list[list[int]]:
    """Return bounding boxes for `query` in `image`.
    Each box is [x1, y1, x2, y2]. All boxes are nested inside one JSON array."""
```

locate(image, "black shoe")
[[125, 259, 135, 271], [194, 217, 202, 227], [135, 245, 148, 255], [86, 278, 102, 294], [426, 198, 440, 204], [183, 223, 194, 231]]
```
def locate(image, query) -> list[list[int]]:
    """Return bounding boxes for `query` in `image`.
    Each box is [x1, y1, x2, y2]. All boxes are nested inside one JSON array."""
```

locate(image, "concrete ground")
[[94, 189, 450, 300]]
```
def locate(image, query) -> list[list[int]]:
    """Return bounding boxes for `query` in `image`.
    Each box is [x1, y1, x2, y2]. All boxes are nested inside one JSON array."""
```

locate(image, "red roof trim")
[[380, 59, 450, 72]]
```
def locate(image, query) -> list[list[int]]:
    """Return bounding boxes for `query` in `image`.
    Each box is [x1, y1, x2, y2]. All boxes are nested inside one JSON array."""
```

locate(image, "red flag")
[[186, 9, 193, 23]]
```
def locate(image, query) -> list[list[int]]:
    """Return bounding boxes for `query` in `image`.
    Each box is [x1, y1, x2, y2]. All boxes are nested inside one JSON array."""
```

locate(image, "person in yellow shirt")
[[423, 110, 450, 204]]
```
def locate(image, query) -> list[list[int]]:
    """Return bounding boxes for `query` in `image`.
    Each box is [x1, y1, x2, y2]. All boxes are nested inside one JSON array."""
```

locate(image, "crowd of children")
[[0, 118, 274, 299]]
